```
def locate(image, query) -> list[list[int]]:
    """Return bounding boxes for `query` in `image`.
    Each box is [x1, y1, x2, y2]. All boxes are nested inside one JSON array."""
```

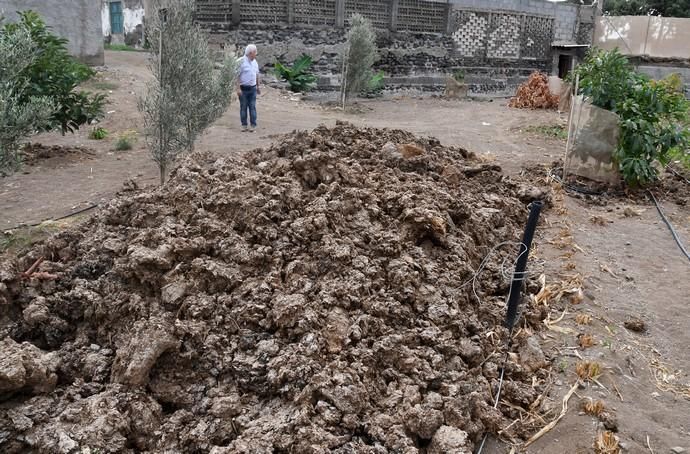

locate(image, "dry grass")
[[575, 313, 592, 325], [578, 333, 596, 348], [576, 361, 602, 381], [583, 398, 606, 416], [594, 431, 620, 454], [590, 215, 609, 226]]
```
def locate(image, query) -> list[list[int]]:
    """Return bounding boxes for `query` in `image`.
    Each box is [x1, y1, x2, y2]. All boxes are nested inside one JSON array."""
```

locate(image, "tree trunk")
[[159, 162, 167, 185], [341, 57, 348, 110]]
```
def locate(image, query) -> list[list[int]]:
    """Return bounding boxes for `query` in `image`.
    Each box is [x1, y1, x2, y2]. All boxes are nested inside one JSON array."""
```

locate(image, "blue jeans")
[[240, 85, 257, 127]]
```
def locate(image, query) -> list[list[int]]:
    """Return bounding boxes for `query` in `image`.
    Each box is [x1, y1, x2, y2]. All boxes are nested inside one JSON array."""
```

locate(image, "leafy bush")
[[361, 71, 385, 98], [453, 70, 465, 83], [2, 11, 106, 135], [0, 24, 55, 174], [573, 48, 690, 186], [274, 55, 317, 93], [89, 127, 108, 140]]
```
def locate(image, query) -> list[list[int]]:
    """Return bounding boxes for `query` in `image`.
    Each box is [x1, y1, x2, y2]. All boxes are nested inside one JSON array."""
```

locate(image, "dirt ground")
[[1, 50, 689, 453]]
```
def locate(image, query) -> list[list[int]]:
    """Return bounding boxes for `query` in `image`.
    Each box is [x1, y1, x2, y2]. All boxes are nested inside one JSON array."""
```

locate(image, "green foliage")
[[2, 11, 106, 135], [0, 23, 55, 174], [361, 70, 385, 98], [571, 48, 633, 112], [89, 126, 108, 140], [604, 0, 690, 17], [525, 124, 568, 140], [573, 48, 690, 186], [139, 0, 239, 184], [105, 43, 140, 51], [274, 55, 317, 93], [453, 70, 465, 83], [115, 131, 136, 151], [340, 14, 378, 107]]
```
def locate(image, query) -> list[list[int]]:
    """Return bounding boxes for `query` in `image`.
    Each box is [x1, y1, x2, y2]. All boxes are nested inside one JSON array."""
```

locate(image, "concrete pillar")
[[444, 2, 453, 34], [335, 0, 345, 27], [287, 0, 295, 25], [391, 0, 400, 31], [232, 0, 240, 25]]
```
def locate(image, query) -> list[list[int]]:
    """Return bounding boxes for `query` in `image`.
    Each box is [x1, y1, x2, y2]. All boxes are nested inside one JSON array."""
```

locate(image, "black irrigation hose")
[[2, 203, 99, 234], [648, 190, 690, 263]]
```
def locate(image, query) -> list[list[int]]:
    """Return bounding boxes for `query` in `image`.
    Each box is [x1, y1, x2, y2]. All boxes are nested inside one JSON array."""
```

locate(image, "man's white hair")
[[245, 44, 257, 56]]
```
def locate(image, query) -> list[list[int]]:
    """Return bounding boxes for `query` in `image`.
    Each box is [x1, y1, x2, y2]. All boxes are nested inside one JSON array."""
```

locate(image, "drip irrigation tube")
[[648, 190, 690, 263], [549, 168, 607, 196], [2, 204, 99, 234]]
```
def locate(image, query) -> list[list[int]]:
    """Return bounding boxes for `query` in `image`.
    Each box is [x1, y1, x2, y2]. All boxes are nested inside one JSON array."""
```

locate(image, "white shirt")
[[238, 56, 259, 87]]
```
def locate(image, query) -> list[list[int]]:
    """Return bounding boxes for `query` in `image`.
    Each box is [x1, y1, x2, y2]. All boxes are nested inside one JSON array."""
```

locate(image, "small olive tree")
[[138, 0, 239, 184], [0, 25, 55, 174], [340, 14, 378, 108]]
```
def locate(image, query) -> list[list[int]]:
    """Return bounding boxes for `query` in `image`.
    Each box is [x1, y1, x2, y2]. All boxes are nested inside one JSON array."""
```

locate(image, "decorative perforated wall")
[[294, 0, 336, 26], [196, 0, 233, 23], [240, 0, 288, 23], [344, 0, 390, 29], [397, 0, 447, 33], [451, 9, 554, 61]]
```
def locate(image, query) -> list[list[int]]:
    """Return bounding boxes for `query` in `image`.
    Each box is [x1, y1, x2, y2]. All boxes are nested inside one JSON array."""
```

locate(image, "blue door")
[[110, 1, 123, 34]]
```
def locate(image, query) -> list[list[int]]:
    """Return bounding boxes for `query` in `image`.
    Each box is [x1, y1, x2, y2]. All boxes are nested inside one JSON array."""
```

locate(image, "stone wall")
[[0, 0, 104, 65], [201, 0, 595, 94]]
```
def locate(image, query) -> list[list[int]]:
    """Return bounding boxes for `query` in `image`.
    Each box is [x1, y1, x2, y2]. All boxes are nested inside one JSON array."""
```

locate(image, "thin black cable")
[[548, 167, 608, 196], [648, 190, 690, 263], [666, 164, 690, 185], [2, 204, 99, 233]]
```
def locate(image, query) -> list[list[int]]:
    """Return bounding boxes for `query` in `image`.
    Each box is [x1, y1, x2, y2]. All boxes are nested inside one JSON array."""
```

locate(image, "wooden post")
[[391, 0, 400, 32], [336, 0, 345, 28], [232, 0, 240, 26]]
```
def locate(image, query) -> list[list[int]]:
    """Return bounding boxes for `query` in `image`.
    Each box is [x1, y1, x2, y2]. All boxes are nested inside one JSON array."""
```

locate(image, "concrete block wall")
[[0, 0, 104, 65]]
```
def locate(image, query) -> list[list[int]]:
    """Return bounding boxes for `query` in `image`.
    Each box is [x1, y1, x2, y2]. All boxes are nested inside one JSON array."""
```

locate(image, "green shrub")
[[361, 70, 385, 98], [89, 127, 108, 140], [453, 70, 465, 83], [2, 11, 106, 135], [274, 55, 317, 93], [573, 48, 690, 186], [115, 131, 136, 151], [340, 14, 377, 108]]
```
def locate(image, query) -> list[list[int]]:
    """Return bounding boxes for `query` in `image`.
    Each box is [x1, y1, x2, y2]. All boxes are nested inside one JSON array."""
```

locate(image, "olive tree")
[[340, 14, 378, 108], [0, 25, 55, 174], [139, 0, 239, 184]]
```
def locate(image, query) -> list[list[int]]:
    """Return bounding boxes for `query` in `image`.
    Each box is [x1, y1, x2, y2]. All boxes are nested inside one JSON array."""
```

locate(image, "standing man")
[[237, 44, 260, 132]]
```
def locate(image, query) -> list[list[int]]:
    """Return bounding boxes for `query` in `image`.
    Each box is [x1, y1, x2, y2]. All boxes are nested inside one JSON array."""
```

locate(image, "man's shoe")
[[249, 126, 256, 133], [242, 125, 248, 132]]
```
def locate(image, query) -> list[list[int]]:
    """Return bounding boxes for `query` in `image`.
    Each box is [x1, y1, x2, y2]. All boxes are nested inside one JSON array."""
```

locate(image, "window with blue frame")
[[110, 1, 123, 34]]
